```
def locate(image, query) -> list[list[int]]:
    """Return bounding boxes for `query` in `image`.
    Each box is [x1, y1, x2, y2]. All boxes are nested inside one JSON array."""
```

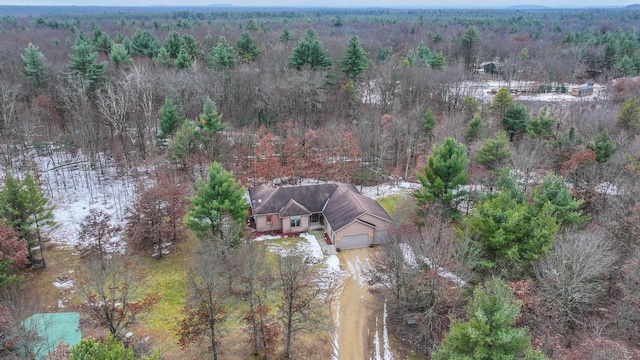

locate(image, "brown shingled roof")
[[279, 198, 311, 217], [248, 182, 392, 230], [322, 185, 393, 231], [250, 183, 338, 215]]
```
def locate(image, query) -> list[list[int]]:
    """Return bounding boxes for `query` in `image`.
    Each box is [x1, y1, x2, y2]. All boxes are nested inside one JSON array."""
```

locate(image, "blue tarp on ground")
[[22, 312, 81, 359]]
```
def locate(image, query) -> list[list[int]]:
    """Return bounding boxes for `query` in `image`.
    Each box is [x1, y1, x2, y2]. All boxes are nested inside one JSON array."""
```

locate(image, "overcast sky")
[[0, 0, 633, 7]]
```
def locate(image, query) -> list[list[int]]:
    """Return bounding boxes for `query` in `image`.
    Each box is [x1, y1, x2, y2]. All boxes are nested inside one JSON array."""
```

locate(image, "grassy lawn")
[[24, 234, 331, 359], [377, 194, 406, 216], [137, 235, 198, 358], [25, 244, 83, 313]]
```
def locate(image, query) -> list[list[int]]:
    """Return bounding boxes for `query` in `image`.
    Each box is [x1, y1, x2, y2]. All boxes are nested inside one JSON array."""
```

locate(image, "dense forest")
[[1, 4, 640, 359]]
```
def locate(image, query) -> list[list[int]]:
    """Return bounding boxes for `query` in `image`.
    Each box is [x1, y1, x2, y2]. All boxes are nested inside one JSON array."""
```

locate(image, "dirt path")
[[333, 248, 394, 360]]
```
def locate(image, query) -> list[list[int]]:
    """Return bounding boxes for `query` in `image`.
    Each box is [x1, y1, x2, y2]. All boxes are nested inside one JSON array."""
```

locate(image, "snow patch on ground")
[[2, 149, 141, 253], [372, 318, 382, 360], [326, 255, 340, 272], [253, 234, 283, 242], [53, 278, 74, 289], [400, 243, 465, 286], [301, 233, 324, 263], [332, 303, 340, 360], [345, 253, 370, 287], [382, 300, 393, 360]]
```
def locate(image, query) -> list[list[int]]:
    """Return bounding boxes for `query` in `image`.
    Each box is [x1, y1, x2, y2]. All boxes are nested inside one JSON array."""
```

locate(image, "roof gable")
[[279, 198, 311, 217]]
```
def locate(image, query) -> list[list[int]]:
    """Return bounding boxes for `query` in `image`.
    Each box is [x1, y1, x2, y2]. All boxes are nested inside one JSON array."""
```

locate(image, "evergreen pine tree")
[[164, 31, 183, 58], [0, 172, 54, 267], [617, 96, 640, 131], [414, 137, 469, 212], [465, 113, 485, 143], [154, 47, 173, 67], [198, 97, 225, 133], [280, 26, 292, 44], [185, 162, 247, 245], [288, 29, 332, 71], [424, 107, 436, 139], [168, 120, 198, 168], [502, 103, 528, 141], [21, 42, 49, 87], [532, 173, 584, 226], [129, 29, 160, 58], [92, 27, 113, 54], [158, 98, 181, 139], [208, 36, 237, 70], [427, 51, 446, 70], [174, 48, 192, 70], [340, 35, 368, 81], [476, 131, 511, 172], [21, 173, 54, 268], [108, 43, 132, 70], [181, 34, 200, 59], [236, 32, 260, 62], [587, 129, 616, 163], [433, 278, 547, 360], [68, 36, 107, 88]]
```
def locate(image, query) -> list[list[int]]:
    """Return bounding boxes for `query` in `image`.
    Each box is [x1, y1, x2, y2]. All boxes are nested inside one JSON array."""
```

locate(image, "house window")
[[266, 215, 273, 224], [290, 216, 301, 228]]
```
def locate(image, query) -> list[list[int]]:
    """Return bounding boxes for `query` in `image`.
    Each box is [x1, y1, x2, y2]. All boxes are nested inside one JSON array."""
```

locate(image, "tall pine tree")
[[158, 98, 181, 139], [340, 35, 368, 81], [68, 36, 107, 89], [108, 43, 132, 70], [288, 29, 332, 71], [414, 137, 469, 212], [21, 43, 48, 87], [185, 162, 247, 245], [236, 32, 260, 62], [434, 278, 547, 360], [208, 36, 237, 70]]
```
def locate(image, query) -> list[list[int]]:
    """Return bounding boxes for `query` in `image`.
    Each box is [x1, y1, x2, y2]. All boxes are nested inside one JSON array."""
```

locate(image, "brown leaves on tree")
[[0, 223, 30, 271], [76, 258, 161, 338], [253, 133, 283, 184], [125, 175, 187, 259], [242, 305, 281, 359], [560, 147, 596, 176], [77, 209, 122, 269], [177, 300, 227, 350]]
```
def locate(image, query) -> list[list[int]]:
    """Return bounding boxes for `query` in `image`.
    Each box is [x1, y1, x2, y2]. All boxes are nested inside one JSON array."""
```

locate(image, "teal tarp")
[[22, 312, 81, 359]]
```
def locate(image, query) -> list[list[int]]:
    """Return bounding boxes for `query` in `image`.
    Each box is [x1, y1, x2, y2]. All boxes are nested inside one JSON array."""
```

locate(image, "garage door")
[[338, 234, 370, 250]]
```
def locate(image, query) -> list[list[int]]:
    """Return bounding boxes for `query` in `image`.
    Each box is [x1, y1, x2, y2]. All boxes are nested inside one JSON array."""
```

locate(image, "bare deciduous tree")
[[535, 228, 619, 341], [278, 252, 327, 358], [77, 209, 122, 270], [177, 240, 228, 360], [76, 255, 160, 339]]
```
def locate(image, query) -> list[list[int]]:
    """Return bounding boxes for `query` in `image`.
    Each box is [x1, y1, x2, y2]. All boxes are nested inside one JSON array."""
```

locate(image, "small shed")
[[22, 312, 81, 359], [569, 85, 594, 97], [477, 61, 499, 75]]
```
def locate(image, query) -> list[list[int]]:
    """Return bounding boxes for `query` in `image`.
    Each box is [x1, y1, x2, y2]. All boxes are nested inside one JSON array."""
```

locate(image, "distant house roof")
[[249, 182, 393, 232], [22, 312, 81, 360]]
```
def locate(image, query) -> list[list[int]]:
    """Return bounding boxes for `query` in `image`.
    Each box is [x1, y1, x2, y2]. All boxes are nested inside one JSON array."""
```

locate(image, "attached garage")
[[337, 233, 370, 250]]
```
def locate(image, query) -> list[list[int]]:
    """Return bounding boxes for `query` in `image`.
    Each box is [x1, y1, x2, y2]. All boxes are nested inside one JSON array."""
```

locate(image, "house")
[[248, 183, 393, 250], [569, 85, 594, 97]]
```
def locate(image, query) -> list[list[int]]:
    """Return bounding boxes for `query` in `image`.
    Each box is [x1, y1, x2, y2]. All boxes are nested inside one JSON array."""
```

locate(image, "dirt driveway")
[[333, 248, 395, 360]]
